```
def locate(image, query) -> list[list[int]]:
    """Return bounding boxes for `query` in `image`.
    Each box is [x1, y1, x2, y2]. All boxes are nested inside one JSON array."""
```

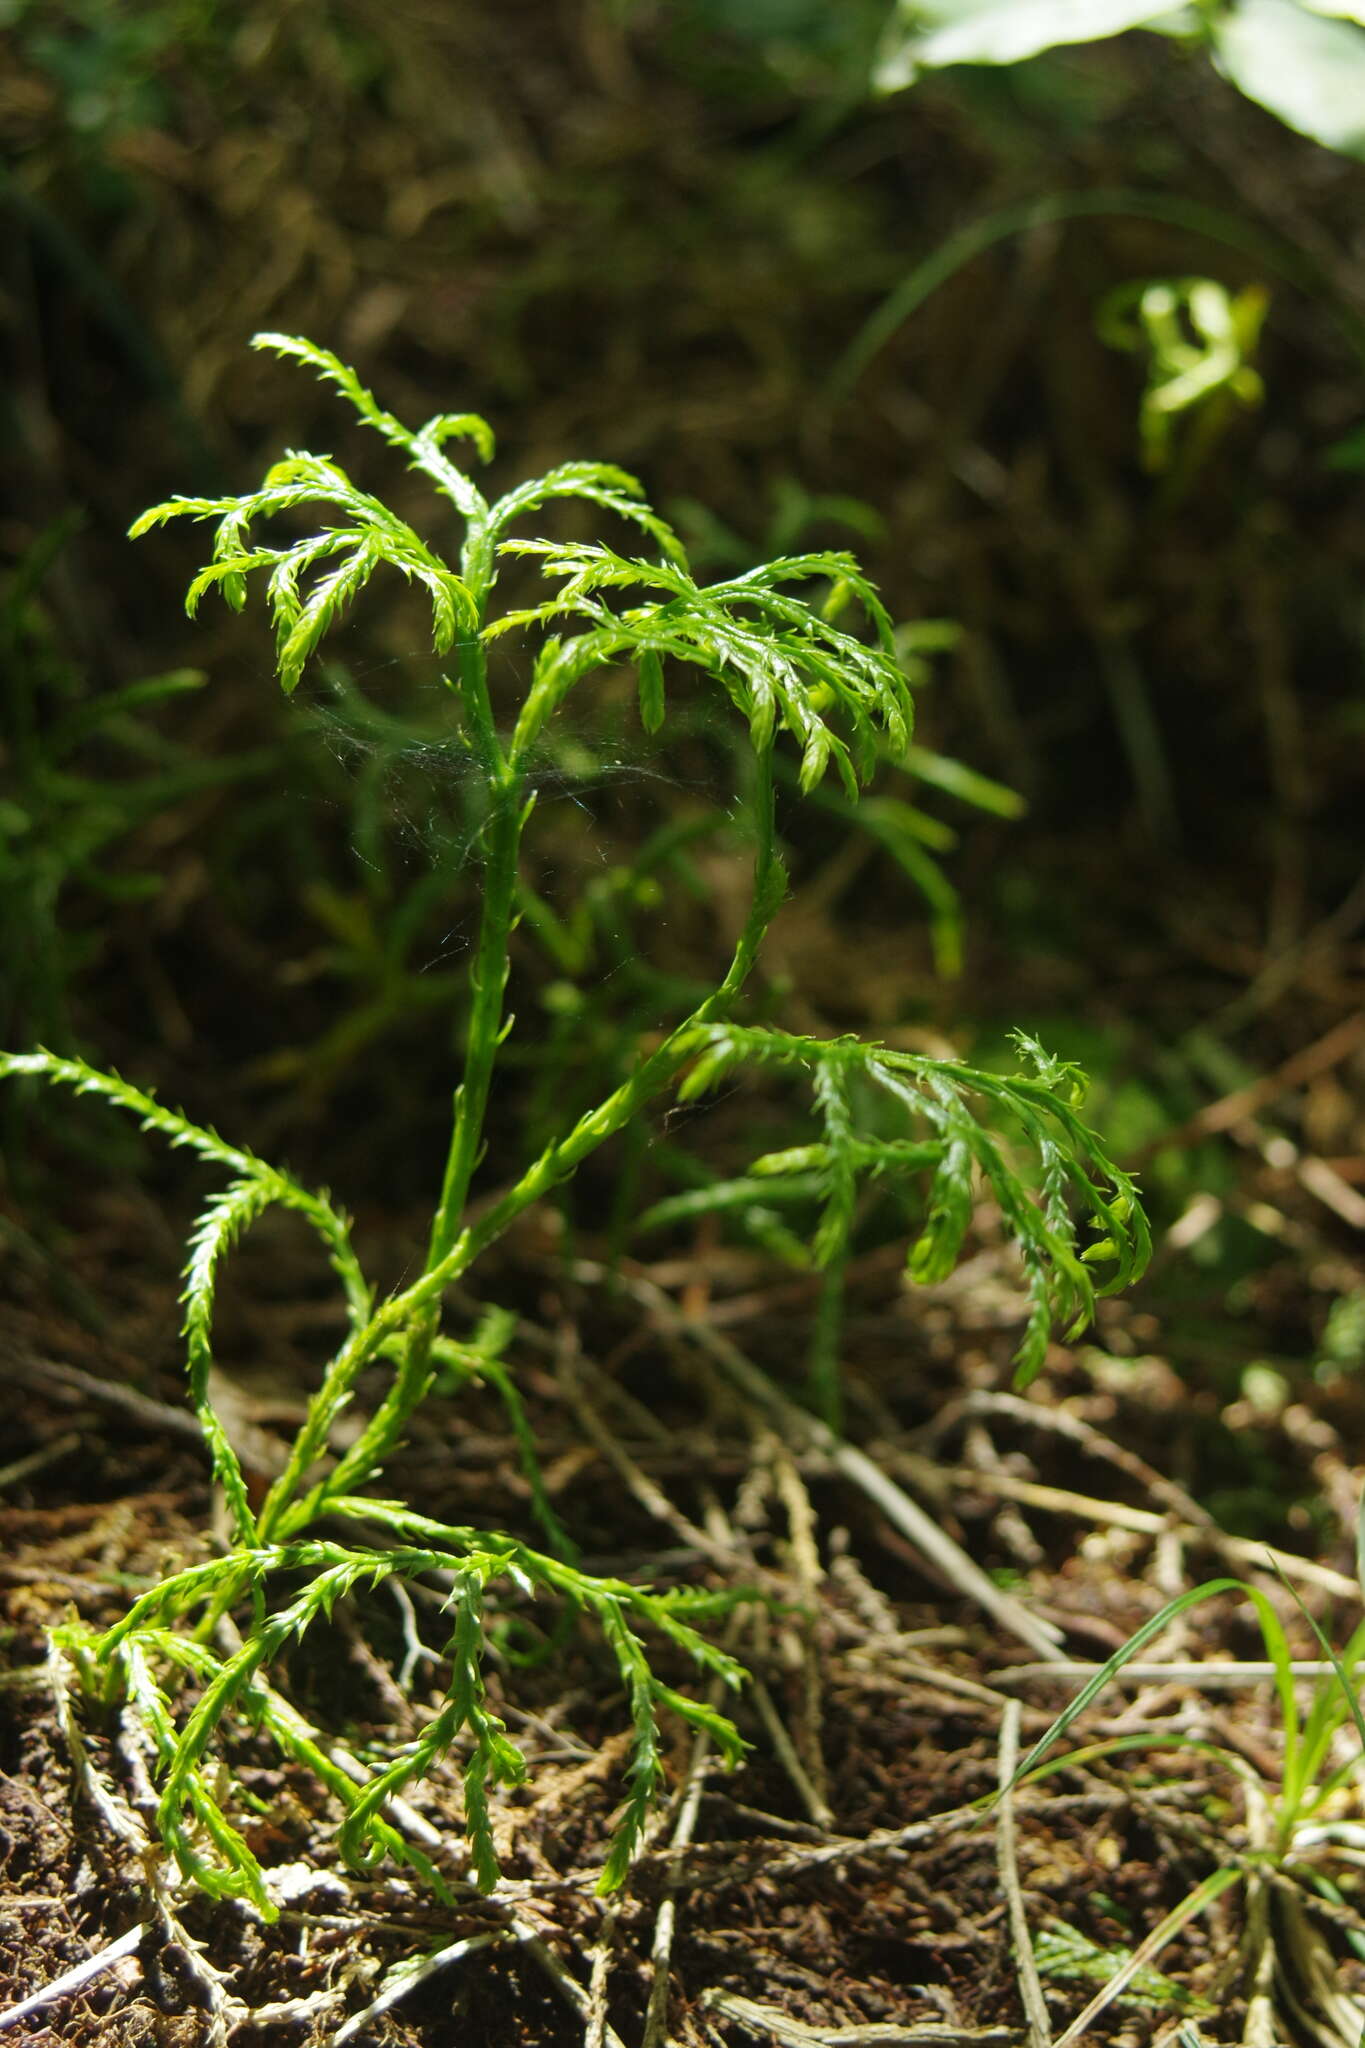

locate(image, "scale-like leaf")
[[637, 644, 666, 733]]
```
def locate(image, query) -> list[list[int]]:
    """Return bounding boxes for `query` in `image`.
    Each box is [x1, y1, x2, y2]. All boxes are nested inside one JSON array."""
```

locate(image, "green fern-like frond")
[[810, 1059, 858, 1267], [337, 1562, 528, 1890], [595, 1597, 667, 1890], [80, 1505, 750, 1899], [0, 1048, 371, 1395], [252, 333, 428, 454], [181, 1179, 277, 1545], [0, 1050, 370, 1316], [252, 332, 496, 520], [636, 1171, 827, 1237], [1, 1047, 255, 1172], [677, 1025, 1149, 1387], [590, 1590, 748, 1894], [132, 338, 907, 788], [494, 540, 911, 791], [132, 451, 478, 695], [332, 1502, 749, 1887], [47, 334, 1155, 1929], [489, 461, 687, 564]]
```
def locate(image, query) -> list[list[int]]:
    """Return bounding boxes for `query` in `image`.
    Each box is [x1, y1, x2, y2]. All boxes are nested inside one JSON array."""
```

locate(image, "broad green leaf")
[[1298, 0, 1365, 22], [875, 0, 1176, 88], [1211, 0, 1365, 158]]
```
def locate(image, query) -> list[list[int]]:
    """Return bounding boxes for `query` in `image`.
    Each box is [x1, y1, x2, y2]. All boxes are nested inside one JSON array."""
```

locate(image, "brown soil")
[[4, 1141, 1365, 2046]]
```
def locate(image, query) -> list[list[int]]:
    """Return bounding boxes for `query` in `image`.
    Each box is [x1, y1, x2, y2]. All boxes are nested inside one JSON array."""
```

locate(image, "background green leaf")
[[875, 0, 1178, 87], [1211, 0, 1365, 157]]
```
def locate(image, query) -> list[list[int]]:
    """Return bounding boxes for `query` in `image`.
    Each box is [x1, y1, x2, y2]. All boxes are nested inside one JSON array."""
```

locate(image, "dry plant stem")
[[388, 1573, 441, 1690], [643, 1709, 719, 2048], [45, 1640, 235, 2047], [331, 1929, 510, 2048], [748, 1672, 834, 1826], [572, 1259, 1068, 1664], [846, 1652, 1024, 1714], [698, 1988, 1021, 2046], [0, 1921, 147, 2035], [924, 1389, 1214, 1529], [0, 1431, 81, 1490], [1139, 1008, 1365, 1160], [3, 1338, 205, 1444], [584, 1904, 619, 2048], [508, 1935, 632, 2048], [1289, 1148, 1365, 1231], [1241, 1784, 1278, 2048], [964, 1420, 1044, 1568], [918, 1462, 1358, 1603], [995, 1700, 1052, 2048], [556, 1324, 742, 1572], [245, 1985, 355, 2033], [1279, 1899, 1365, 2048], [1003, 1658, 1364, 1687], [1211, 862, 1365, 1032], [768, 1435, 831, 1819], [666, 1790, 1131, 1896]]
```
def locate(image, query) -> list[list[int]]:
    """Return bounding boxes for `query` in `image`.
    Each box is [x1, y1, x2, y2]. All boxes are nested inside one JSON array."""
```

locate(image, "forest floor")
[[4, 1088, 1365, 2048]]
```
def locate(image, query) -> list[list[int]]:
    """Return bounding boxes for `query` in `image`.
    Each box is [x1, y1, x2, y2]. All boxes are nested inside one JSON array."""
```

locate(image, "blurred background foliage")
[[3, 0, 1364, 1501]]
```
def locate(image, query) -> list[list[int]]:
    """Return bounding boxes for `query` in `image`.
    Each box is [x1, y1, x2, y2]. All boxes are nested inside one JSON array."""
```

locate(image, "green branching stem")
[[426, 638, 524, 1272], [401, 749, 781, 1303], [0, 1050, 370, 1326], [182, 1179, 275, 1546], [75, 1516, 751, 1899], [258, 751, 782, 1539], [693, 1024, 1151, 1387]]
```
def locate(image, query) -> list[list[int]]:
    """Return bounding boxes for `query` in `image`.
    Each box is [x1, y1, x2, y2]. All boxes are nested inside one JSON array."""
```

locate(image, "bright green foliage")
[[1097, 275, 1268, 474], [4, 336, 1149, 1907], [1033, 1923, 1213, 2016], [671, 1025, 1147, 1388], [487, 537, 909, 797]]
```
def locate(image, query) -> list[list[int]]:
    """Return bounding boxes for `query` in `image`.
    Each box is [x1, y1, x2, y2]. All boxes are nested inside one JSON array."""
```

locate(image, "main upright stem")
[[426, 631, 525, 1272], [257, 751, 781, 1541], [403, 748, 783, 1314]]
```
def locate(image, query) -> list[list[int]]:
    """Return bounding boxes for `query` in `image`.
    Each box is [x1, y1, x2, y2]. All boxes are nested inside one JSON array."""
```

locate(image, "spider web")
[[285, 643, 728, 976]]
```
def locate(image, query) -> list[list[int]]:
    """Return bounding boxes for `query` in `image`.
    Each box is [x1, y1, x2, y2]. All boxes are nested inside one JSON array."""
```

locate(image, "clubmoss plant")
[[2, 334, 1150, 1912]]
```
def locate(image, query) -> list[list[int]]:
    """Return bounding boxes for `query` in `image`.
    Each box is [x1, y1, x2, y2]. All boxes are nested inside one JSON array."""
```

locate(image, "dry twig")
[[570, 1261, 1067, 1664], [995, 1699, 1052, 2048]]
